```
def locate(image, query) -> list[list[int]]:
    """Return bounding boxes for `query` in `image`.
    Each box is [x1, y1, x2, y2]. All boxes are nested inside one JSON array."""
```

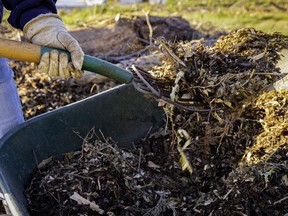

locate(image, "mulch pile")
[[24, 26, 288, 216]]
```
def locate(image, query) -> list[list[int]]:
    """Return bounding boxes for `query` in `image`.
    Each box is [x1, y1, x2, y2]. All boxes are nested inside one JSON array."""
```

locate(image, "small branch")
[[158, 39, 187, 67], [144, 11, 153, 46], [270, 2, 287, 12], [273, 196, 288, 205], [137, 148, 142, 172]]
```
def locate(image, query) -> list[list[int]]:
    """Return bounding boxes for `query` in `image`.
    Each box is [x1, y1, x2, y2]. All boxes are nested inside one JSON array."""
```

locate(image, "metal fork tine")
[[130, 65, 221, 112]]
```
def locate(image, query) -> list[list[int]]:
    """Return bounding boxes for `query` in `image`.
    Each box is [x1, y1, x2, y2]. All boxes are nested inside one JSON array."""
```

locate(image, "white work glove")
[[23, 14, 84, 79]]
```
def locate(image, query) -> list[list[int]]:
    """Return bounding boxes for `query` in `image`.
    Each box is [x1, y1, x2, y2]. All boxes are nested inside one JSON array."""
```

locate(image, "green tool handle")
[[0, 37, 133, 84]]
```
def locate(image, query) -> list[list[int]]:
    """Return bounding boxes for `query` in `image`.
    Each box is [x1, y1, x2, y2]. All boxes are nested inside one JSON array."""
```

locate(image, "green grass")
[[58, 0, 288, 35]]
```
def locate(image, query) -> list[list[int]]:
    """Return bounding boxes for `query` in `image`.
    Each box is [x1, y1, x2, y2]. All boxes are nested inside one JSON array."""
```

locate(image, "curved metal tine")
[[131, 65, 222, 112], [160, 97, 213, 112], [133, 83, 152, 93], [175, 99, 206, 107], [132, 65, 161, 97]]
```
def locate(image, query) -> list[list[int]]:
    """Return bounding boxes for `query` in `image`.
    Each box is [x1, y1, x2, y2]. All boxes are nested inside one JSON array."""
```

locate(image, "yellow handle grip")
[[0, 37, 133, 83], [0, 37, 41, 63]]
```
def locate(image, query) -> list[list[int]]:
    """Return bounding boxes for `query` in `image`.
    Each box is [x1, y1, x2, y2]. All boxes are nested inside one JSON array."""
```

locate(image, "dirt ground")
[[1, 16, 288, 216]]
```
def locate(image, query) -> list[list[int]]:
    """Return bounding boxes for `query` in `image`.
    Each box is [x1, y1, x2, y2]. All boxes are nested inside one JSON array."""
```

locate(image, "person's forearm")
[[2, 0, 57, 29]]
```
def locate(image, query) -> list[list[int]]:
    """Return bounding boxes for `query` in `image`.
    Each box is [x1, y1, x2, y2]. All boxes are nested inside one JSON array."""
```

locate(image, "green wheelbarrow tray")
[[0, 84, 165, 216]]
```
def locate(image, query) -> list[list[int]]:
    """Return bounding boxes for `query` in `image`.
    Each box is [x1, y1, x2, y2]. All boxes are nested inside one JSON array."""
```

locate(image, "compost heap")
[[25, 28, 288, 216]]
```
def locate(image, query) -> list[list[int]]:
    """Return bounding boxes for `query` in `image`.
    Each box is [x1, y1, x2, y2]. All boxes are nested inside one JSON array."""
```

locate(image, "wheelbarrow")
[[0, 38, 165, 215], [0, 83, 164, 215]]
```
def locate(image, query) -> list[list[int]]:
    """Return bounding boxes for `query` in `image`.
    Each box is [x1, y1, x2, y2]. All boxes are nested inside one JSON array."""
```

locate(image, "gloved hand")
[[23, 14, 84, 79]]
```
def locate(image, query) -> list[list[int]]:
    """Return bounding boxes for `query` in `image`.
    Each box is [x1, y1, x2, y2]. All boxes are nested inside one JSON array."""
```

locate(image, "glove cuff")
[[23, 13, 66, 42]]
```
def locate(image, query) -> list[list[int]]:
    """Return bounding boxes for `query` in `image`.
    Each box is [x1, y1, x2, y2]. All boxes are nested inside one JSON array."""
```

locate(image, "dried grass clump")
[[146, 28, 288, 110], [243, 90, 288, 165]]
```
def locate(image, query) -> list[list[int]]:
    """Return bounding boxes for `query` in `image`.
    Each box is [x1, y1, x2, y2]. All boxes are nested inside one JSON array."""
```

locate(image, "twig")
[[99, 129, 109, 145], [144, 11, 153, 46], [158, 38, 187, 67], [273, 196, 288, 205], [97, 177, 101, 191], [43, 185, 61, 204], [270, 2, 287, 12], [137, 148, 142, 172]]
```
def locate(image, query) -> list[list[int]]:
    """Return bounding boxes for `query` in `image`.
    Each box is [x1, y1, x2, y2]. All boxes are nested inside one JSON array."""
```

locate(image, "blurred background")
[[56, 0, 288, 34]]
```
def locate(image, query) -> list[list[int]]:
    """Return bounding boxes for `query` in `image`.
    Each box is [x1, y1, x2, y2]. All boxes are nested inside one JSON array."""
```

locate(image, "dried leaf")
[[147, 161, 161, 169], [177, 129, 193, 173], [212, 112, 223, 124], [249, 52, 265, 62], [37, 156, 53, 169], [282, 175, 288, 187], [178, 147, 193, 174], [70, 192, 104, 214], [276, 49, 288, 74]]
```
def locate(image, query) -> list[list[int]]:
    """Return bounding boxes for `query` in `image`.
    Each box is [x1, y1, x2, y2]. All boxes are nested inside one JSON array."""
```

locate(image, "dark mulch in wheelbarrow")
[[24, 101, 288, 215], [24, 97, 288, 216], [24, 29, 288, 215]]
